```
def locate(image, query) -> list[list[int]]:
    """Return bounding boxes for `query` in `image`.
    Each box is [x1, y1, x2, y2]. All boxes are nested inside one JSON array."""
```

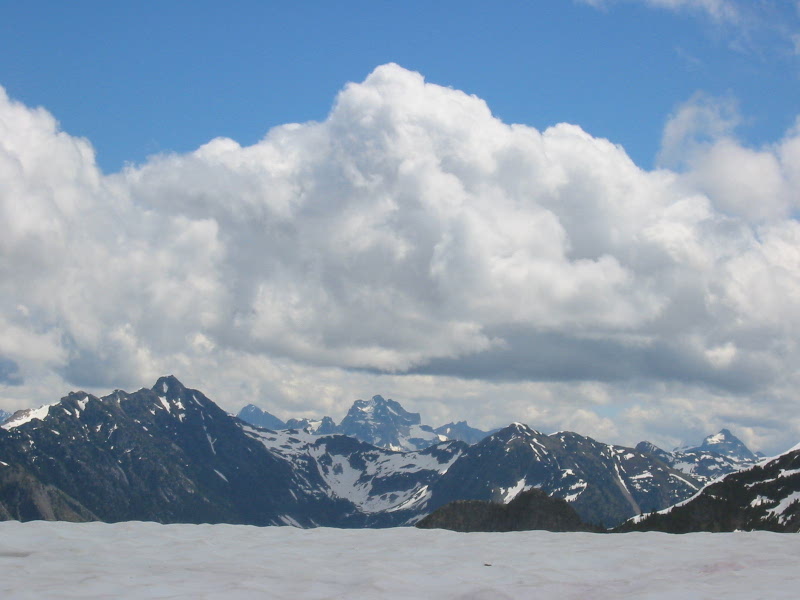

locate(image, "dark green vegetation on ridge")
[[416, 488, 597, 532]]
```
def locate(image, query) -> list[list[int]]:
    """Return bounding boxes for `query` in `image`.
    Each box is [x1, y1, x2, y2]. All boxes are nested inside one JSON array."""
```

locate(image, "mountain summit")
[[635, 429, 758, 484], [337, 395, 443, 451], [238, 397, 494, 450], [689, 429, 757, 462]]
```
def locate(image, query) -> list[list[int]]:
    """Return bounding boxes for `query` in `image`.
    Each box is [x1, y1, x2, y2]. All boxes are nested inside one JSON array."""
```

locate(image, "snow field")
[[0, 522, 798, 599]]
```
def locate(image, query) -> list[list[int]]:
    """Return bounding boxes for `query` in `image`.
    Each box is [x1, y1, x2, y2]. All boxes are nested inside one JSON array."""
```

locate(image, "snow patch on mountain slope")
[[766, 492, 800, 524], [308, 441, 461, 513], [1, 403, 56, 430], [242, 424, 462, 514], [243, 425, 319, 458], [499, 478, 530, 502]]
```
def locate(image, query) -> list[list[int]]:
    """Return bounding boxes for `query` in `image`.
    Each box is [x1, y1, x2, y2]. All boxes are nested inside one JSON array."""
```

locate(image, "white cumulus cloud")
[[2, 65, 800, 453]]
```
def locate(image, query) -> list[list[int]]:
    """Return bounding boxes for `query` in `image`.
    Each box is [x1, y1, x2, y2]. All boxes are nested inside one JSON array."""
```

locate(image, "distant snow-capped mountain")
[[619, 442, 800, 533], [635, 429, 757, 484], [678, 428, 758, 462], [336, 395, 445, 451], [238, 397, 493, 450]]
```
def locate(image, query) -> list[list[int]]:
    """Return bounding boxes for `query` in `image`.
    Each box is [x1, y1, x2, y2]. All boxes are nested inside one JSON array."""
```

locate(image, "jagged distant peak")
[[337, 395, 435, 451], [635, 441, 663, 453], [153, 374, 187, 396], [487, 422, 541, 443], [678, 428, 757, 461], [351, 395, 410, 417], [701, 428, 738, 446], [507, 422, 537, 435], [343, 395, 420, 425]]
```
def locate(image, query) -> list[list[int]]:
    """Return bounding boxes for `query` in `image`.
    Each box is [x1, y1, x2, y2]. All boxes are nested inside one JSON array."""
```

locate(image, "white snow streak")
[[499, 478, 529, 503], [766, 492, 800, 524]]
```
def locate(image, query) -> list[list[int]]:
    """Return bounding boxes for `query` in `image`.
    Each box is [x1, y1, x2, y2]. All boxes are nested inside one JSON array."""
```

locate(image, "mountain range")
[[237, 396, 490, 450], [617, 442, 800, 533], [0, 376, 772, 530], [634, 429, 759, 485]]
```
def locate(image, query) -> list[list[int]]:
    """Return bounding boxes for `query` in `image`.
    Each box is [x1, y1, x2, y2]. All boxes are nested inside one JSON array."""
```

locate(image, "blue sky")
[[2, 1, 800, 454], [2, 1, 797, 172]]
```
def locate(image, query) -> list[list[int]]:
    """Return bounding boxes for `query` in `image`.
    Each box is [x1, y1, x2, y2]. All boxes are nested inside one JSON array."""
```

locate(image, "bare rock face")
[[416, 488, 595, 532], [0, 464, 96, 522]]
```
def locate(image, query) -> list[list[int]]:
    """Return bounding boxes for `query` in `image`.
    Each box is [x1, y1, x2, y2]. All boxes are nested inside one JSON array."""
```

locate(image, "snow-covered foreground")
[[0, 522, 798, 599]]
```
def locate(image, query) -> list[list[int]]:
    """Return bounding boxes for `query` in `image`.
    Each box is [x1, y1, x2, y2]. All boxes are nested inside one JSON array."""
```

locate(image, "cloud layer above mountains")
[[2, 64, 800, 453]]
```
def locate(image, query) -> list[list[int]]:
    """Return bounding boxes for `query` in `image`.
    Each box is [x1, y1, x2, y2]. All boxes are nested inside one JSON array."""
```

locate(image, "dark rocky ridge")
[[0, 376, 353, 525], [416, 488, 596, 532]]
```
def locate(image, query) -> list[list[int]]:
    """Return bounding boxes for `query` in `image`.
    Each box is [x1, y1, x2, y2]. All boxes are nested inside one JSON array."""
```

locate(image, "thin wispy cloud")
[[580, 0, 800, 60], [578, 0, 741, 24]]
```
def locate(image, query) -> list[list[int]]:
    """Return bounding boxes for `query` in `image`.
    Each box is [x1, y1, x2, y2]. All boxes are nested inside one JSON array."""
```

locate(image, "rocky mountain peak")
[[494, 422, 539, 442], [153, 375, 187, 398], [337, 395, 438, 451], [684, 428, 757, 462], [347, 395, 421, 426]]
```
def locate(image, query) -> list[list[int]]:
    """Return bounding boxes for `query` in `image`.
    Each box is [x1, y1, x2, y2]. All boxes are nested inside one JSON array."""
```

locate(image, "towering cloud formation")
[[2, 65, 800, 452]]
